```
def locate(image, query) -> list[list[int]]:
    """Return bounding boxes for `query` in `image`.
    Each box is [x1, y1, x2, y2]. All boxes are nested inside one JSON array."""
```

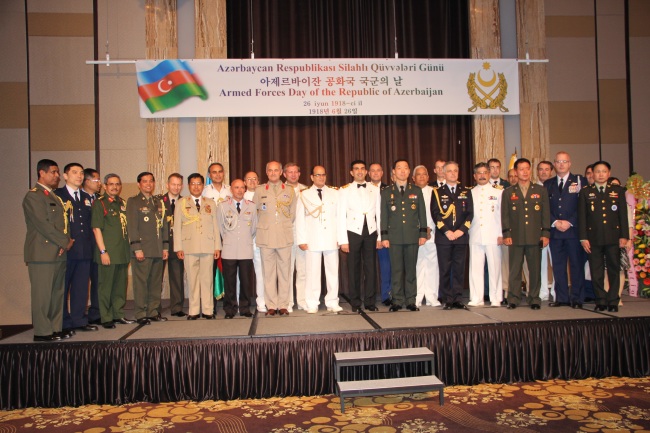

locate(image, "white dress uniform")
[[288, 182, 308, 312], [244, 189, 265, 311], [202, 183, 231, 203], [415, 185, 440, 306], [469, 183, 504, 306], [296, 185, 342, 312]]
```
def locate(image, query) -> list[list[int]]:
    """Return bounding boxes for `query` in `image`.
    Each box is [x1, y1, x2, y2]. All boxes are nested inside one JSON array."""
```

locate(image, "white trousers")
[[305, 249, 340, 310], [185, 253, 214, 316], [415, 241, 440, 306], [289, 243, 307, 310], [253, 242, 265, 310], [469, 244, 503, 306]]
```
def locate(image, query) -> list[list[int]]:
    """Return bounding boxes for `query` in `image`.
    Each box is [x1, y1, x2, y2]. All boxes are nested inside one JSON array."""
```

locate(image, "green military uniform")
[[126, 192, 169, 319], [92, 195, 130, 323], [23, 183, 71, 337], [380, 183, 428, 307], [501, 182, 551, 307], [578, 183, 628, 308]]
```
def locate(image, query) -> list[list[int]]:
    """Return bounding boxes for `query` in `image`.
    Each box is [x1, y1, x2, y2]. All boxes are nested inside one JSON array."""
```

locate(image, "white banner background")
[[136, 58, 519, 118]]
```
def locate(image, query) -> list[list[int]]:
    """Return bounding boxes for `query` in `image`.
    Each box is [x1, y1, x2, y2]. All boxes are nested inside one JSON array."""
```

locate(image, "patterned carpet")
[[1, 377, 649, 432]]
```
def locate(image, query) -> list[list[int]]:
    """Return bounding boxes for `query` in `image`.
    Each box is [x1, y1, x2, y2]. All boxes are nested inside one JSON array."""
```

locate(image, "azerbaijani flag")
[[136, 60, 208, 113]]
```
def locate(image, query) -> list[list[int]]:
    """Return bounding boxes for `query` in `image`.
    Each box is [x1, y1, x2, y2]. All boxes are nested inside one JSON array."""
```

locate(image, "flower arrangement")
[[626, 174, 650, 298]]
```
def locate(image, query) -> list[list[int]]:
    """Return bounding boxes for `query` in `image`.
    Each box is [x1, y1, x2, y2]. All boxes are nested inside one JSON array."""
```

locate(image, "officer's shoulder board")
[[327, 185, 339, 190], [380, 184, 390, 191], [29, 187, 38, 192], [341, 183, 350, 189], [300, 187, 309, 192], [492, 184, 504, 190]]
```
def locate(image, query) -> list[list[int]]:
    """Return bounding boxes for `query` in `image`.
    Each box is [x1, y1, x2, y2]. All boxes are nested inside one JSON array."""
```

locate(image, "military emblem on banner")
[[467, 62, 509, 113]]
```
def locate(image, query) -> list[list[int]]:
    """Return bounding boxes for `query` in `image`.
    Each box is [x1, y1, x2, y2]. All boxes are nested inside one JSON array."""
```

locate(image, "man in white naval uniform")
[[296, 166, 343, 313], [338, 160, 381, 312], [284, 162, 307, 312], [468, 162, 504, 306], [203, 162, 231, 203], [244, 171, 265, 312], [412, 165, 440, 307]]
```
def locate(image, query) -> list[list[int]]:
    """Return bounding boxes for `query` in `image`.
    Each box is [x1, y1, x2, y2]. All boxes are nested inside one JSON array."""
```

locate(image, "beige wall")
[[546, 0, 649, 180]]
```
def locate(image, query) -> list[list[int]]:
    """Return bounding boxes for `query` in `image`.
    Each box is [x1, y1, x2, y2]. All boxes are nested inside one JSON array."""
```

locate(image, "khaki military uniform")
[[23, 183, 71, 337]]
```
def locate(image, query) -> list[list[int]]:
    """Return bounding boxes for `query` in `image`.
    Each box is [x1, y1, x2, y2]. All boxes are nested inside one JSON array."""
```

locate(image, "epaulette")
[[492, 184, 504, 190], [244, 198, 254, 204], [341, 183, 350, 189], [380, 184, 390, 191], [327, 185, 339, 190], [300, 187, 309, 192], [29, 187, 38, 192]]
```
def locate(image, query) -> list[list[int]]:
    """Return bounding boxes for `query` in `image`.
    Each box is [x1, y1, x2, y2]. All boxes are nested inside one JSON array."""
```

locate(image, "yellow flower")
[[640, 272, 647, 278], [639, 244, 646, 249], [636, 224, 643, 230], [637, 202, 645, 210], [640, 259, 646, 265]]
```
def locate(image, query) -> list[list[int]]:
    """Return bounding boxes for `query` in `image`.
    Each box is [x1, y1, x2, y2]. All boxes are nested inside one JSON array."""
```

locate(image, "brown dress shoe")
[[266, 309, 276, 316], [279, 308, 289, 315]]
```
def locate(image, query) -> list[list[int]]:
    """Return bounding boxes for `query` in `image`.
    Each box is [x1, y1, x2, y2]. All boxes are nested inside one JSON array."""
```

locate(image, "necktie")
[[494, 181, 498, 187], [236, 202, 241, 213], [599, 186, 604, 194], [171, 198, 176, 213], [74, 191, 79, 202], [317, 188, 323, 200], [400, 185, 405, 195], [451, 186, 455, 195], [357, 183, 366, 188], [439, 182, 444, 188], [195, 198, 200, 212], [90, 194, 95, 204], [559, 178, 564, 192]]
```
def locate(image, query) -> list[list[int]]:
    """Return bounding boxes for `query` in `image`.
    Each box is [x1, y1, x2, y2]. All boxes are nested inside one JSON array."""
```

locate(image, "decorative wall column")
[[145, 0, 179, 193], [195, 0, 228, 181], [516, 0, 549, 165], [469, 0, 505, 169]]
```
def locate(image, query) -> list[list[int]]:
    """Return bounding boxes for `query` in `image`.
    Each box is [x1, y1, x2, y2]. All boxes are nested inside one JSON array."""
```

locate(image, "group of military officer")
[[24, 153, 629, 340]]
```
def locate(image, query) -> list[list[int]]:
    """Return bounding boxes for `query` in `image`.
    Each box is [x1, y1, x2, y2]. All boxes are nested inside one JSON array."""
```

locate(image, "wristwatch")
[[100, 249, 107, 255]]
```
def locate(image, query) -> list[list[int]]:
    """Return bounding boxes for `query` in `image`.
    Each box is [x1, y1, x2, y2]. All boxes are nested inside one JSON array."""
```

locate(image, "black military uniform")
[[578, 182, 628, 309], [431, 183, 474, 308], [160, 193, 185, 316], [380, 182, 427, 309]]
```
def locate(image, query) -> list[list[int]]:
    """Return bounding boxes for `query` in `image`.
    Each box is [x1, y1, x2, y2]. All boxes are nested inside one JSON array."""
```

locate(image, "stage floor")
[[2, 294, 648, 345]]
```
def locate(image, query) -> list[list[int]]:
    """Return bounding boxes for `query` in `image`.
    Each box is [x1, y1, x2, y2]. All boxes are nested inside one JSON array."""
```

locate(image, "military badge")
[[204, 205, 212, 214], [467, 61, 510, 113]]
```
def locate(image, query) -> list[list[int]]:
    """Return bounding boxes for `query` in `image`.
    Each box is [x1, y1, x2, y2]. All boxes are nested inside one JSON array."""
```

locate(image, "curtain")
[[226, 0, 473, 186]]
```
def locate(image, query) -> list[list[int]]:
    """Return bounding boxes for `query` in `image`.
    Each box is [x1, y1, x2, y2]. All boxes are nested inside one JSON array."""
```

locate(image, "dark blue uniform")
[[54, 187, 94, 329], [431, 184, 474, 306], [544, 174, 586, 305]]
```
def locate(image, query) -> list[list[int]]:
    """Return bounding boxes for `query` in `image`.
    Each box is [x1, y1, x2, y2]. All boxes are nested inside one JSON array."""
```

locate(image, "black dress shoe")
[[171, 311, 187, 317], [507, 303, 517, 309], [266, 309, 276, 316], [594, 305, 607, 312], [607, 305, 619, 312], [365, 305, 379, 312], [241, 311, 253, 317], [89, 318, 102, 325], [548, 302, 566, 307], [62, 328, 77, 336], [136, 318, 151, 325], [443, 303, 453, 310], [452, 302, 469, 310], [530, 304, 541, 310], [406, 304, 420, 311], [102, 322, 116, 329], [187, 314, 200, 320], [34, 334, 61, 342], [571, 302, 583, 309], [389, 304, 402, 312], [225, 314, 234, 319], [353, 307, 364, 313], [203, 314, 216, 320], [114, 317, 135, 324], [149, 314, 168, 322], [500, 299, 508, 306], [382, 298, 392, 306], [77, 324, 99, 331], [54, 331, 72, 339]]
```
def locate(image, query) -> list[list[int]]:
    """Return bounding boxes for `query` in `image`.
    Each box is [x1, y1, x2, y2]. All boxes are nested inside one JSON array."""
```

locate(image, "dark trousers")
[[63, 259, 91, 329], [88, 261, 101, 322], [588, 244, 621, 307], [131, 257, 164, 319], [550, 238, 585, 304], [165, 253, 185, 314], [222, 258, 253, 315], [377, 247, 392, 302], [508, 245, 542, 306], [347, 228, 377, 308], [389, 243, 419, 306], [436, 243, 467, 304]]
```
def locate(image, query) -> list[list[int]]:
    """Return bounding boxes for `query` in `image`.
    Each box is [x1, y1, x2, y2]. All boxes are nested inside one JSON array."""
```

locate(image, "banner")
[[136, 58, 519, 118]]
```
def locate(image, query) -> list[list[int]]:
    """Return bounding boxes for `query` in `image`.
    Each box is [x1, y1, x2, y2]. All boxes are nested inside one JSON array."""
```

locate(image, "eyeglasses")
[[106, 183, 121, 187], [312, 173, 327, 177], [88, 179, 101, 183], [245, 177, 258, 181], [189, 182, 203, 186], [555, 160, 569, 164]]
